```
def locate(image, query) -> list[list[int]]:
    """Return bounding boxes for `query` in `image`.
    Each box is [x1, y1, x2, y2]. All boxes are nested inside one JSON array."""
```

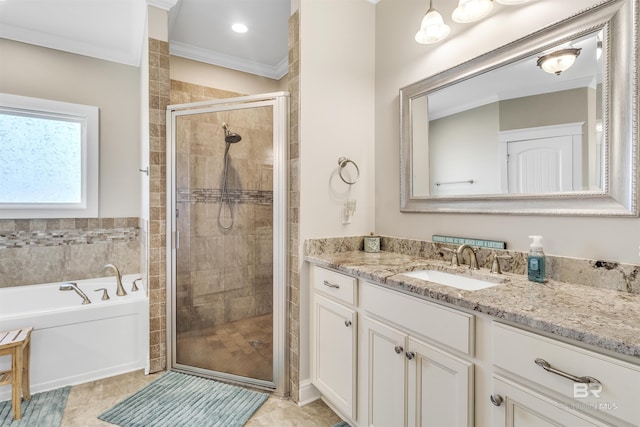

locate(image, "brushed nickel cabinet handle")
[[490, 394, 503, 406], [406, 351, 415, 360], [394, 345, 403, 354], [323, 280, 340, 289], [344, 320, 352, 327], [534, 358, 601, 385]]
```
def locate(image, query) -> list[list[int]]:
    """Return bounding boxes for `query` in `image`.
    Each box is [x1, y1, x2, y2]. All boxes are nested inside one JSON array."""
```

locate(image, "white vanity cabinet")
[[310, 266, 358, 419], [362, 316, 407, 426], [491, 322, 640, 427], [309, 264, 640, 427], [360, 281, 475, 427]]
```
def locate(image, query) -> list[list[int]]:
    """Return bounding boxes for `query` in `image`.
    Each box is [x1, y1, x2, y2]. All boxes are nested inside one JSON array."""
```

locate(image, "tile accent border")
[[0, 218, 138, 248], [177, 188, 273, 205], [0, 217, 140, 288]]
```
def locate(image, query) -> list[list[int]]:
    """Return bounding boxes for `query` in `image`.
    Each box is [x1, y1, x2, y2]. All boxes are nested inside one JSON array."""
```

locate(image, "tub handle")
[[132, 278, 142, 292], [95, 288, 110, 301]]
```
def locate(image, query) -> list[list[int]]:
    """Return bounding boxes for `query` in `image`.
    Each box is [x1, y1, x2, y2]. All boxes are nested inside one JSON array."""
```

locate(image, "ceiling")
[[0, 0, 290, 80]]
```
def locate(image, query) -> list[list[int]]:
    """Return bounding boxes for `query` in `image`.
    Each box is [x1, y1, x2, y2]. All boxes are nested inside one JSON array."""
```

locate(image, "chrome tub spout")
[[59, 282, 91, 305], [100, 263, 127, 296]]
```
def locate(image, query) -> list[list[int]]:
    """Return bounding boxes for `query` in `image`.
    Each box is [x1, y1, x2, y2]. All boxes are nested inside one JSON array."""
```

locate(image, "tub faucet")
[[456, 244, 480, 270], [60, 282, 91, 305], [100, 263, 127, 296]]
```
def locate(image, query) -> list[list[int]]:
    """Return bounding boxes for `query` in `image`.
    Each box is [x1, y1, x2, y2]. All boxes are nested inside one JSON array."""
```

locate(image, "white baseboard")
[[297, 379, 321, 406]]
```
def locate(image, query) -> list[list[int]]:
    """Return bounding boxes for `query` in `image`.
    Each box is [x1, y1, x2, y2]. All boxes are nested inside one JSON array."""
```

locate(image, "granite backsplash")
[[305, 235, 640, 295]]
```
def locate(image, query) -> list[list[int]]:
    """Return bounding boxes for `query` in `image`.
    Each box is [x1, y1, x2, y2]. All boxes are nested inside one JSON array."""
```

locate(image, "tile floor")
[[61, 370, 342, 427], [176, 314, 273, 382]]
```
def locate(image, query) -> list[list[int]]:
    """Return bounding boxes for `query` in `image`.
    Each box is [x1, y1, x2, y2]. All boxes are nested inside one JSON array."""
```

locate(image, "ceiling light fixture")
[[231, 23, 248, 34], [452, 0, 494, 23], [536, 47, 581, 75], [415, 0, 451, 44]]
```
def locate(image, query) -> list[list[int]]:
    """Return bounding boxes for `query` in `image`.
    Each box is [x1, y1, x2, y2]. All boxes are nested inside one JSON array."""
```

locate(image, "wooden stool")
[[0, 327, 33, 421]]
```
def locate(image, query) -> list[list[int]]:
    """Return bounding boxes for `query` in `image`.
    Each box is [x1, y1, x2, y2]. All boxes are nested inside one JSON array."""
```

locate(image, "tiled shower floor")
[[176, 313, 274, 381], [61, 370, 342, 426]]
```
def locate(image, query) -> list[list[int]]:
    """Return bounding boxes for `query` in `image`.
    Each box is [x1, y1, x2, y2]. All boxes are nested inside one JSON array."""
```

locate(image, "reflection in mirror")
[[412, 31, 603, 197], [400, 0, 637, 216]]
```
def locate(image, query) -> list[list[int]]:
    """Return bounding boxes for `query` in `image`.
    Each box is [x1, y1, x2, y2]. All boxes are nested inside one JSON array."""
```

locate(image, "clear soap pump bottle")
[[527, 235, 546, 283]]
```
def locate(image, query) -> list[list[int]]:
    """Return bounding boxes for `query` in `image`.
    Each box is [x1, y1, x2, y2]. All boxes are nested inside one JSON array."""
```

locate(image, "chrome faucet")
[[59, 282, 91, 304], [100, 263, 127, 296], [456, 244, 479, 270]]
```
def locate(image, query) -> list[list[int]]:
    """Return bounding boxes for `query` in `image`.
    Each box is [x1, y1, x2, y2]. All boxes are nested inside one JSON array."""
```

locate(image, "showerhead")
[[222, 122, 242, 143], [225, 133, 242, 144]]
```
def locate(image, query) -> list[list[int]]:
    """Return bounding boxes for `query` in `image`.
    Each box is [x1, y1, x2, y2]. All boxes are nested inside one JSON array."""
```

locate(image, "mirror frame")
[[400, 0, 638, 216]]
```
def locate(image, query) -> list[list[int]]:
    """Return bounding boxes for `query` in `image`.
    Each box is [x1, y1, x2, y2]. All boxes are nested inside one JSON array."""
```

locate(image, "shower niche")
[[166, 93, 289, 394]]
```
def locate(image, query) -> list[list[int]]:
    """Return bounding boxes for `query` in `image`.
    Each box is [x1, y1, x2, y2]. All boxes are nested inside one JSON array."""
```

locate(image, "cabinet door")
[[407, 337, 474, 427], [491, 376, 610, 427], [313, 294, 357, 419], [363, 316, 407, 427]]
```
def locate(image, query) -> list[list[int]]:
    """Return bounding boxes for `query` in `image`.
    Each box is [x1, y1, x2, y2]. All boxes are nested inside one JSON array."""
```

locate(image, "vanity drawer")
[[313, 266, 357, 306], [360, 281, 474, 355], [493, 322, 640, 426]]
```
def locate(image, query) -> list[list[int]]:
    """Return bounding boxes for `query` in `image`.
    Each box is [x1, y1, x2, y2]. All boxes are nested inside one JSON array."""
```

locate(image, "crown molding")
[[0, 23, 142, 67], [147, 0, 179, 11], [170, 41, 287, 80]]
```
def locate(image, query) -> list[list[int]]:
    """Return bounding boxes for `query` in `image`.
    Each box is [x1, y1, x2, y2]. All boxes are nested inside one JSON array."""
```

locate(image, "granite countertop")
[[306, 250, 640, 361]]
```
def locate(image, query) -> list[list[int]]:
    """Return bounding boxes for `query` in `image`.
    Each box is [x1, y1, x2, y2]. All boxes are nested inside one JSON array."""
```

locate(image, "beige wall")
[[170, 56, 286, 96], [375, 0, 640, 264], [0, 38, 141, 218], [297, 0, 376, 392], [429, 102, 500, 195], [499, 87, 589, 131]]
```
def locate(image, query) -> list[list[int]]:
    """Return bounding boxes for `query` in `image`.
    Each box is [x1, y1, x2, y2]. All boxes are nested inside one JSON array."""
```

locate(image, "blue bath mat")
[[0, 386, 70, 426], [331, 422, 351, 427], [98, 371, 268, 427]]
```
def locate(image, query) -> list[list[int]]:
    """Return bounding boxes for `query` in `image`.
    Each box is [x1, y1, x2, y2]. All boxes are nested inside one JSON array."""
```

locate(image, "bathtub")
[[0, 274, 149, 401]]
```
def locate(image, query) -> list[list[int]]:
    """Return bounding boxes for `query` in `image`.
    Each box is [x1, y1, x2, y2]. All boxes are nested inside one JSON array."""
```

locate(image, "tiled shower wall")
[[147, 38, 170, 374], [173, 102, 274, 333], [288, 9, 301, 403], [0, 217, 139, 288]]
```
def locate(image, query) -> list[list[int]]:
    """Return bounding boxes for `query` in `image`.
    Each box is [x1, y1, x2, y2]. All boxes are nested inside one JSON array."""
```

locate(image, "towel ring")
[[338, 157, 360, 185]]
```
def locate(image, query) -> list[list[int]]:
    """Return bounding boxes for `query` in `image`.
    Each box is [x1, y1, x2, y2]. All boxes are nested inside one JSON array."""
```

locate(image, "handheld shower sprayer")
[[222, 122, 242, 144], [218, 123, 243, 229]]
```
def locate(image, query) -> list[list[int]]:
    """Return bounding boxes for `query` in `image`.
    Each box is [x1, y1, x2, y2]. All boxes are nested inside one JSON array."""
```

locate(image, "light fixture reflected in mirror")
[[415, 0, 451, 44], [536, 47, 581, 75], [452, 0, 494, 23]]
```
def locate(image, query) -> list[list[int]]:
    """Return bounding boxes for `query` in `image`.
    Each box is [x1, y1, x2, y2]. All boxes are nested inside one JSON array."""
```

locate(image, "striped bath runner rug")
[[0, 386, 70, 427], [98, 371, 268, 427]]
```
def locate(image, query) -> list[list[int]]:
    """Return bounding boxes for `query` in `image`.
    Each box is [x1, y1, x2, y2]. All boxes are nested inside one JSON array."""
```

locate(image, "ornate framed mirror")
[[400, 0, 637, 216]]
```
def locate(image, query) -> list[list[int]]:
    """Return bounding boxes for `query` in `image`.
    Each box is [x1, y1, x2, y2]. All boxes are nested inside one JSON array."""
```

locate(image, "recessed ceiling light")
[[232, 23, 248, 34]]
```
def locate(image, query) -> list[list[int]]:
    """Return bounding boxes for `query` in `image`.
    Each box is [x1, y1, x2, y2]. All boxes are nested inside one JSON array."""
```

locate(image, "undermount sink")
[[401, 269, 499, 291]]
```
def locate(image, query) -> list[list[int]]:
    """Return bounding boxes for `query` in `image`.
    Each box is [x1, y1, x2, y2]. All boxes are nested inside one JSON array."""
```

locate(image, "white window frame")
[[0, 93, 99, 218]]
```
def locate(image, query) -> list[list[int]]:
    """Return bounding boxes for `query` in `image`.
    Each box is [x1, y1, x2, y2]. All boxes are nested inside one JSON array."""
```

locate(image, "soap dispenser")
[[527, 235, 546, 283]]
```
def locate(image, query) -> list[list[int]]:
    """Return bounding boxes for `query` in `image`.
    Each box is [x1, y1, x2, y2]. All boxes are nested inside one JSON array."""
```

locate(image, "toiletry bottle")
[[527, 235, 546, 283]]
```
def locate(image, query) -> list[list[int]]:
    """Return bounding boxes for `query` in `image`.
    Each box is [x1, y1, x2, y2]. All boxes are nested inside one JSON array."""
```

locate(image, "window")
[[0, 93, 98, 218]]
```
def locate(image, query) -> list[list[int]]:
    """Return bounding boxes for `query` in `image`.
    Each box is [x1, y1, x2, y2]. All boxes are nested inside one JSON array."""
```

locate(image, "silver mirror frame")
[[400, 0, 638, 216]]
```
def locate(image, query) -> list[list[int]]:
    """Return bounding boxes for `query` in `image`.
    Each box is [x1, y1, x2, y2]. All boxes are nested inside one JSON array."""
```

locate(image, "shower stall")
[[166, 93, 289, 394]]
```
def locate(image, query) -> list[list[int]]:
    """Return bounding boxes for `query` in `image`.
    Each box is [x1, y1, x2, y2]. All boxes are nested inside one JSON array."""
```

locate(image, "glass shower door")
[[170, 99, 280, 387]]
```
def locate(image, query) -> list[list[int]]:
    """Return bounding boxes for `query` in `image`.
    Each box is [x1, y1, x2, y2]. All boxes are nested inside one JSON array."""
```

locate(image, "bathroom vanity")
[[307, 248, 640, 427]]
